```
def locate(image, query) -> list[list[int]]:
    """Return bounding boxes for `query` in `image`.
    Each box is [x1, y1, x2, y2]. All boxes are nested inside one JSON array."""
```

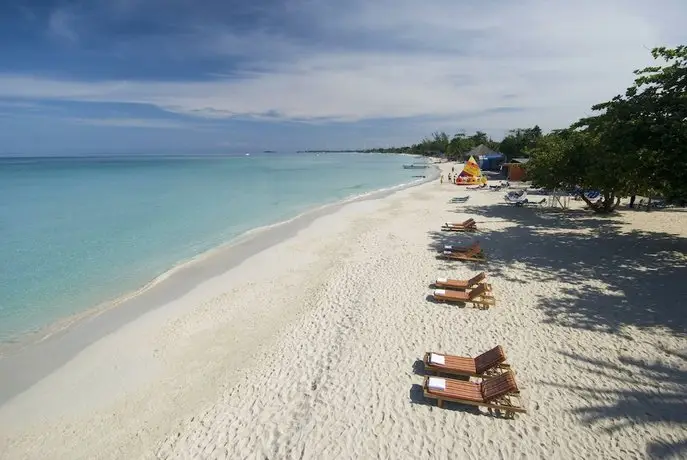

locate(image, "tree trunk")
[[579, 193, 601, 212], [603, 192, 613, 212], [611, 196, 621, 210], [629, 195, 636, 208]]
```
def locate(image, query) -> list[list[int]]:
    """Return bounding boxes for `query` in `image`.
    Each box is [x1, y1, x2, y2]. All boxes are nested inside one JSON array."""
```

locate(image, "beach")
[[1, 162, 686, 459]]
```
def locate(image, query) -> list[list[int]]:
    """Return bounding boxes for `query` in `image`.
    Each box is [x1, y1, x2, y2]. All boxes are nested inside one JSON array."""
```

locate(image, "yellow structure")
[[455, 156, 487, 186]]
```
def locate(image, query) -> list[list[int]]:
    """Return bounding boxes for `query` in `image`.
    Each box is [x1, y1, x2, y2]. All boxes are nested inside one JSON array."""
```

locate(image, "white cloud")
[[5, 0, 687, 135]]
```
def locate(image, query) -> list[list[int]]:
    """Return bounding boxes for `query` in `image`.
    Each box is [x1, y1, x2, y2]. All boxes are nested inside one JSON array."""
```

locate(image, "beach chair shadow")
[[409, 384, 432, 406]]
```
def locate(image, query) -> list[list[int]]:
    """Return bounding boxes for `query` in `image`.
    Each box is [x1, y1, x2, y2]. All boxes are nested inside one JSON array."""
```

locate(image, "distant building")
[[503, 157, 530, 181], [463, 145, 506, 171]]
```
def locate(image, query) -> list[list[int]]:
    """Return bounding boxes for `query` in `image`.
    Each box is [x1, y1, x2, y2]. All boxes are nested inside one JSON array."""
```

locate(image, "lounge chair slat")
[[432, 283, 495, 309], [481, 372, 519, 402], [434, 290, 469, 301], [424, 353, 477, 375], [474, 345, 507, 375], [434, 272, 486, 290], [425, 378, 483, 401]]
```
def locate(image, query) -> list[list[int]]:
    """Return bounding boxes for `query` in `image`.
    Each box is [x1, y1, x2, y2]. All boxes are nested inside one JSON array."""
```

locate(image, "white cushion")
[[442, 251, 452, 255], [428, 377, 446, 391], [436, 277, 448, 283], [444, 245, 453, 250], [430, 353, 446, 365], [434, 289, 446, 296]]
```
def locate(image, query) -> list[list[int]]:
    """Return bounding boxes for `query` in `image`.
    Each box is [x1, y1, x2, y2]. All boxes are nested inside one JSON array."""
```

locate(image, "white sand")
[[1, 163, 686, 459]]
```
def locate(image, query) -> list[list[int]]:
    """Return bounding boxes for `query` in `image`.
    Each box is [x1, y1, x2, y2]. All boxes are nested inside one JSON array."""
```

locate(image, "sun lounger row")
[[466, 182, 509, 191], [423, 208, 526, 417], [420, 346, 526, 417]]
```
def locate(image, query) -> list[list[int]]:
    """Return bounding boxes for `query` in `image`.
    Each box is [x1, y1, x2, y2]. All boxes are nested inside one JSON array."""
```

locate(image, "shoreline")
[[0, 165, 438, 406], [1, 166, 435, 351], [0, 151, 430, 346]]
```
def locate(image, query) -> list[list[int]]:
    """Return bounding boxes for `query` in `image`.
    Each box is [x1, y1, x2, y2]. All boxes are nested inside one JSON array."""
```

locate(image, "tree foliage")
[[498, 126, 542, 161], [578, 46, 687, 203], [364, 130, 500, 159], [527, 129, 632, 212], [443, 131, 500, 160], [526, 45, 686, 213]]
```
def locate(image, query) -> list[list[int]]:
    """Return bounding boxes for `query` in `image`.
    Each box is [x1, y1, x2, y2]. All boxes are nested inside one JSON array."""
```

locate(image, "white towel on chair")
[[444, 245, 453, 250], [430, 353, 445, 365], [434, 289, 446, 296], [436, 277, 448, 283], [428, 377, 446, 391]]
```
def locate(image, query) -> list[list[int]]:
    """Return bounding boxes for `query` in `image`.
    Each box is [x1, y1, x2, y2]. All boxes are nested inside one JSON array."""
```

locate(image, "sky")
[[0, 0, 685, 155]]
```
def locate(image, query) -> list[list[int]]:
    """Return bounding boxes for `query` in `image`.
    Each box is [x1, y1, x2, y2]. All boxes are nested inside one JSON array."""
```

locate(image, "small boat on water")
[[403, 164, 429, 169]]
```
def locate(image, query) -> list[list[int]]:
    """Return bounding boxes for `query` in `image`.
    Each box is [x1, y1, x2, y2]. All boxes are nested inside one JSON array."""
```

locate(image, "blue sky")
[[0, 0, 685, 155]]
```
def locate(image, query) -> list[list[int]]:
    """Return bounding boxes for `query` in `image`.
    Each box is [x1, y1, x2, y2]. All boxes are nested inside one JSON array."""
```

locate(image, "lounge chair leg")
[[438, 399, 444, 408]]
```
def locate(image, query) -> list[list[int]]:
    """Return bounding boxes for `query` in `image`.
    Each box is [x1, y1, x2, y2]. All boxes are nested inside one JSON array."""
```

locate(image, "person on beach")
[[440, 175, 444, 184]]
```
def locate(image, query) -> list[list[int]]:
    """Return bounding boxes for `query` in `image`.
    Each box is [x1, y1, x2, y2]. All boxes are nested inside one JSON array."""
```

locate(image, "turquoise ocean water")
[[0, 152, 426, 342]]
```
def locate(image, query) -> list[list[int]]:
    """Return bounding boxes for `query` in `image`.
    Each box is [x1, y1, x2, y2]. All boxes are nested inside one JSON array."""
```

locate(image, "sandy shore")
[[1, 162, 686, 459]]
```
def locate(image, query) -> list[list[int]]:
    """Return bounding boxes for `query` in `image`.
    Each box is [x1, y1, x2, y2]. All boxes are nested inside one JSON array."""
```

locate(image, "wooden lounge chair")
[[422, 371, 526, 417], [434, 271, 488, 290], [432, 283, 495, 308], [441, 246, 486, 262], [442, 222, 477, 231], [423, 345, 509, 378], [441, 219, 477, 232], [444, 218, 475, 226], [442, 241, 481, 254]]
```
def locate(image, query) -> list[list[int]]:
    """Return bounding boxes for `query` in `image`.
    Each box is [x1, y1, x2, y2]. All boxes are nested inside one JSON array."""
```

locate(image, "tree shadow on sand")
[[542, 350, 687, 459], [428, 203, 687, 456], [429, 204, 687, 334]]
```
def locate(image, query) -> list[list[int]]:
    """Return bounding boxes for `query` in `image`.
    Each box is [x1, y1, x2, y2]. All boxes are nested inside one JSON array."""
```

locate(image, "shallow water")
[[0, 152, 422, 340]]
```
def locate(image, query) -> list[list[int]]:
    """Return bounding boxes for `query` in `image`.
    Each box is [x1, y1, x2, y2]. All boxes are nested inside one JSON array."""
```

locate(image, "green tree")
[[499, 126, 543, 161], [444, 131, 499, 160], [446, 132, 471, 160], [527, 128, 633, 213], [578, 46, 687, 203], [468, 131, 489, 146]]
